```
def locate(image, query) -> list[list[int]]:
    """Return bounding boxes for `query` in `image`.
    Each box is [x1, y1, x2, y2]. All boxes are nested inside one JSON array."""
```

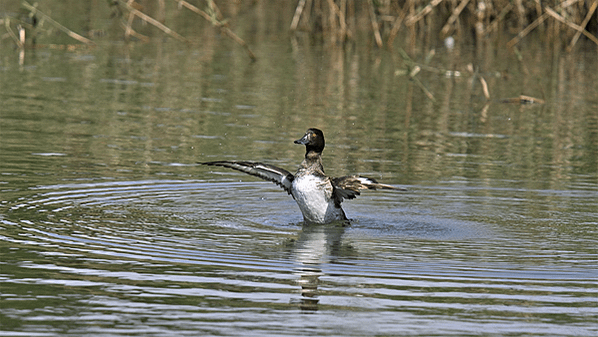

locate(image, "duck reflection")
[[292, 221, 353, 311]]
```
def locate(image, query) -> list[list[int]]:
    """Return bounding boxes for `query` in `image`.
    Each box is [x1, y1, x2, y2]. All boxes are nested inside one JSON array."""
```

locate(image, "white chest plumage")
[[291, 174, 345, 223]]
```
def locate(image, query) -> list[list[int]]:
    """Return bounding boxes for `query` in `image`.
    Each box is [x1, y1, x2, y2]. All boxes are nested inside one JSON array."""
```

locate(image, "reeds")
[[118, 0, 256, 60], [288, 0, 595, 102], [4, 0, 256, 60], [20, 1, 94, 45], [3, 0, 597, 60], [291, 0, 598, 50]]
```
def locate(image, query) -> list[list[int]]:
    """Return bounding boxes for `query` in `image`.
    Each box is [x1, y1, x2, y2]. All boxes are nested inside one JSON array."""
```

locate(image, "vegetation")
[[292, 0, 597, 51], [2, 1, 595, 105], [2, 0, 596, 55]]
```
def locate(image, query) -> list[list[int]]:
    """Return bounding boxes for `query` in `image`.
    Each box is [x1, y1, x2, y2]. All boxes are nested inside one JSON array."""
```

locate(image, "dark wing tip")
[[198, 160, 294, 194], [333, 175, 406, 191], [331, 175, 406, 206]]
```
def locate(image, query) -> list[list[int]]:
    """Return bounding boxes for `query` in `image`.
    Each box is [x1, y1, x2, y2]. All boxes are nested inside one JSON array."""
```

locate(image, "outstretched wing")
[[199, 161, 294, 194], [331, 175, 406, 206]]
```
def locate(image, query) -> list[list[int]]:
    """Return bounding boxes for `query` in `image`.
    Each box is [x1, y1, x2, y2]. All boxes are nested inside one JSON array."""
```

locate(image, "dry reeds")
[[506, 0, 598, 49], [119, 0, 188, 43], [171, 0, 256, 60], [291, 0, 598, 51], [4, 0, 597, 62], [20, 1, 94, 45], [288, 0, 597, 102], [6, 0, 256, 60], [118, 0, 256, 60]]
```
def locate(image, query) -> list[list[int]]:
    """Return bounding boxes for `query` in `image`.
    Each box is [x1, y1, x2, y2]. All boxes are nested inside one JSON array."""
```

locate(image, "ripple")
[[30, 152, 67, 157], [1, 180, 597, 336]]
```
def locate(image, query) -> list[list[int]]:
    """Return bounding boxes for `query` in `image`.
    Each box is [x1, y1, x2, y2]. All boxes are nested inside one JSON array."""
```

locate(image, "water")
[[2, 3, 598, 336], [3, 180, 595, 335]]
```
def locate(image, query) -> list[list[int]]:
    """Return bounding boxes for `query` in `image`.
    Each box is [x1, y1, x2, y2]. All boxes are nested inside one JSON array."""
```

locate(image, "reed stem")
[[21, 1, 94, 45]]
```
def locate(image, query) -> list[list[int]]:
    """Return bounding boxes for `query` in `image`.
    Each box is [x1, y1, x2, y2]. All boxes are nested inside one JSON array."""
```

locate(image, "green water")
[[1, 2, 597, 336]]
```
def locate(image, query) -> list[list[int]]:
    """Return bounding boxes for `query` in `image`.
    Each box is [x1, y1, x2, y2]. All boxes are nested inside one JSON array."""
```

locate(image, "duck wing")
[[331, 175, 405, 206], [199, 161, 294, 194]]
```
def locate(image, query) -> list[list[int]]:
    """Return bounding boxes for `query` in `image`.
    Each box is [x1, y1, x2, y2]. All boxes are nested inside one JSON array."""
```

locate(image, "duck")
[[199, 128, 404, 224]]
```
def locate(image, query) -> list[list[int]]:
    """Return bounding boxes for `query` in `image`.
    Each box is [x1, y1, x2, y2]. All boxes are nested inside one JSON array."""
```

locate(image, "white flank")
[[292, 175, 343, 223]]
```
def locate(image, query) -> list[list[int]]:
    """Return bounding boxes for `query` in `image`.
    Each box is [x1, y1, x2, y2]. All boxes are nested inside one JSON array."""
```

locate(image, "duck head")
[[294, 128, 325, 154]]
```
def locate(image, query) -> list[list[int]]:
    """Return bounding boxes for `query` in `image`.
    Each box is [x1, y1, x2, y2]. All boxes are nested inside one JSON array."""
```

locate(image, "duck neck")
[[305, 150, 322, 160], [300, 150, 325, 174]]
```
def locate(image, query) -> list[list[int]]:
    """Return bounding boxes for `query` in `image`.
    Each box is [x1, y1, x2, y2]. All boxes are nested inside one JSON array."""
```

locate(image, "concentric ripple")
[[1, 180, 597, 336]]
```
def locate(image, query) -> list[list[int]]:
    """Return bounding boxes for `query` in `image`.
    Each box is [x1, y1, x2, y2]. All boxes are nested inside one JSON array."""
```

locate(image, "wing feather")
[[199, 161, 294, 194], [331, 175, 406, 206]]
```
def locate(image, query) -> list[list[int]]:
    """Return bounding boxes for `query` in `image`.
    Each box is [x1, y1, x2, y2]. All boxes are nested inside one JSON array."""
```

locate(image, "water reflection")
[[293, 222, 348, 311]]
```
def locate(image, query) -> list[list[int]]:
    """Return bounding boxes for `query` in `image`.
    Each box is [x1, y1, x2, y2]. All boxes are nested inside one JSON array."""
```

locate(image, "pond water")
[[1, 3, 598, 336]]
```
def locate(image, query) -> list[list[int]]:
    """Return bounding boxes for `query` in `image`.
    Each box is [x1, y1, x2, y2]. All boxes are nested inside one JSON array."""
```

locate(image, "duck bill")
[[294, 134, 309, 145]]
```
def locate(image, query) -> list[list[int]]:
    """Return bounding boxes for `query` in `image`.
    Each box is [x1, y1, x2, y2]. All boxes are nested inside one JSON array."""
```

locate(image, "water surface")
[[1, 4, 598, 336]]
